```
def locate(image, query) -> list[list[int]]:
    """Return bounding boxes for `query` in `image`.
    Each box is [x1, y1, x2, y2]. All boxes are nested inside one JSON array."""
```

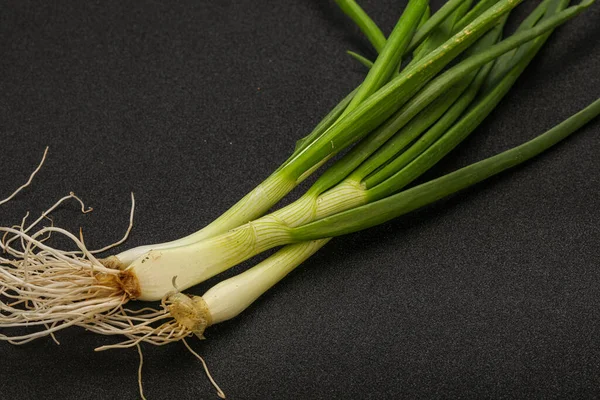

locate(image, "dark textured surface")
[[1, 0, 599, 399]]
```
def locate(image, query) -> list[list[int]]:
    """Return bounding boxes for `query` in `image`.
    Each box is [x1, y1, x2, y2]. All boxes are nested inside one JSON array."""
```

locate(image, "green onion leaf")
[[292, 97, 600, 241]]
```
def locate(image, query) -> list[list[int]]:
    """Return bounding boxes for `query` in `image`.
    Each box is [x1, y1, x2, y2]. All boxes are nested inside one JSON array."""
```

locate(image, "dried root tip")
[[101, 255, 127, 270], [96, 270, 142, 299], [168, 293, 212, 339], [0, 231, 141, 343]]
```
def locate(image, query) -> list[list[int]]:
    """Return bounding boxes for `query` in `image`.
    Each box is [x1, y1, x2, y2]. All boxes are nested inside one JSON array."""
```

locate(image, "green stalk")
[[411, 0, 474, 65], [291, 97, 600, 240], [350, 18, 506, 185], [453, 0, 499, 32], [115, 0, 590, 267], [310, 1, 580, 198], [341, 0, 428, 117], [281, 0, 524, 183], [349, 0, 471, 70], [334, 0, 387, 52], [406, 0, 470, 54], [366, 0, 575, 200], [347, 50, 375, 69], [485, 0, 553, 88], [305, 1, 586, 196], [296, 0, 573, 227], [362, 56, 495, 187]]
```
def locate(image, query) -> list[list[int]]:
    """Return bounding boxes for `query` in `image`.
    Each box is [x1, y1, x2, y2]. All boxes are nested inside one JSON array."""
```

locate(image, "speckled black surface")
[[1, 1, 599, 399]]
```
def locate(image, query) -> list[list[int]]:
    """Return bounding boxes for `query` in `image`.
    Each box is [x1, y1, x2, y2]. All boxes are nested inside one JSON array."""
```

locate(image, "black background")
[[1, 1, 599, 399]]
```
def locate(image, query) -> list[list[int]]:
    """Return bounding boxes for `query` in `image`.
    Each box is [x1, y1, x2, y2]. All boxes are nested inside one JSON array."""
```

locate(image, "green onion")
[[0, 2, 597, 398], [484, 0, 553, 88], [409, 0, 474, 66], [109, 0, 525, 267], [340, 0, 428, 117], [347, 0, 471, 68], [346, 50, 375, 68], [0, 0, 596, 360], [405, 0, 469, 54], [334, 0, 387, 53]]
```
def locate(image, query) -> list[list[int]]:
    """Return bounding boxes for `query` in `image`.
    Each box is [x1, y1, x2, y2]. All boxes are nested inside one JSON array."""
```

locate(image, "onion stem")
[[112, 0, 525, 267], [334, 0, 387, 53], [294, 97, 600, 240]]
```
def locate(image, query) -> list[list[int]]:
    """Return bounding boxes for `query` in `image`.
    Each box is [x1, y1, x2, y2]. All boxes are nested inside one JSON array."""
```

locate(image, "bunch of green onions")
[[0, 0, 598, 396]]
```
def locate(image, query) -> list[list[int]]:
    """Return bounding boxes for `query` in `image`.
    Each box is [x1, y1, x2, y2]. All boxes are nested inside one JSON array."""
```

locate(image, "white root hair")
[[1, 153, 225, 398], [0, 147, 49, 206], [0, 194, 194, 347]]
